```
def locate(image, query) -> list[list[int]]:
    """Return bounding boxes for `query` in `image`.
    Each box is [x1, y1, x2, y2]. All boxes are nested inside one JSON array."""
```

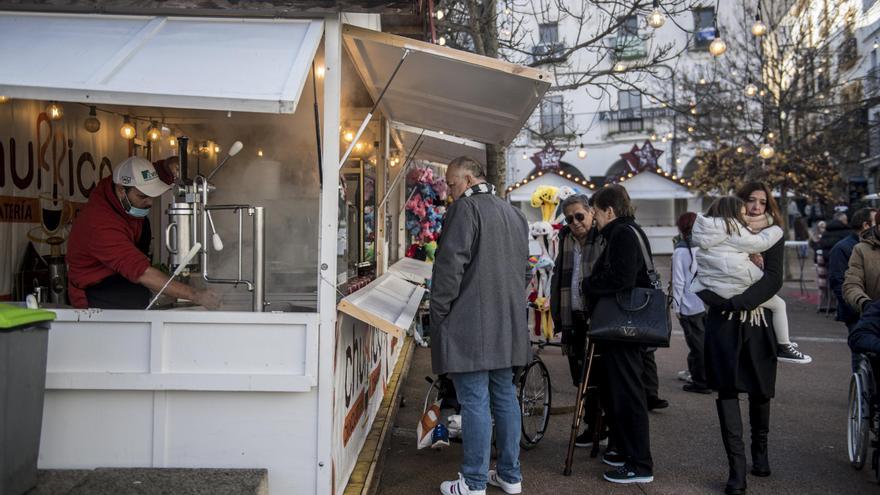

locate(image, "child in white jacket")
[[692, 196, 812, 364]]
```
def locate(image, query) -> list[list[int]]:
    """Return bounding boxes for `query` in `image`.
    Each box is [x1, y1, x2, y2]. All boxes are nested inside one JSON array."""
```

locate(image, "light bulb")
[[650, 133, 657, 141], [522, 151, 528, 159], [699, 77, 707, 85], [614, 62, 626, 72], [438, 36, 446, 46], [752, 19, 767, 37], [355, 142, 364, 152], [146, 122, 161, 142], [257, 149, 264, 157], [343, 131, 354, 142], [316, 66, 325, 78], [759, 143, 775, 159], [83, 106, 101, 133], [46, 102, 63, 121], [120, 116, 136, 140], [745, 83, 758, 97], [687, 126, 694, 133], [214, 145, 221, 153], [578, 147, 587, 159], [169, 137, 177, 147], [767, 131, 775, 139], [661, 137, 668, 143], [436, 9, 445, 20], [647, 7, 666, 29], [874, 39, 879, 49], [709, 37, 727, 56], [0, 96, 8, 104], [666, 132, 673, 139], [504, 7, 511, 14]]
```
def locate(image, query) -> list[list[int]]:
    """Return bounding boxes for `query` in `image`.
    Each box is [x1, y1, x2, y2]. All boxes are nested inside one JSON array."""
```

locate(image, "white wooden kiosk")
[[0, 11, 549, 494]]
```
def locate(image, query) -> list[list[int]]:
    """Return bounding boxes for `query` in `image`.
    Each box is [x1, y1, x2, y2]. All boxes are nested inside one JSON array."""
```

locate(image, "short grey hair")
[[448, 156, 486, 179], [561, 194, 591, 212]]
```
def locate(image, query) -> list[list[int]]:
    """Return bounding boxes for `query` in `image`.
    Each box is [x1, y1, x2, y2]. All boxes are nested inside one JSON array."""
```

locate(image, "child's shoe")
[[777, 343, 812, 364]]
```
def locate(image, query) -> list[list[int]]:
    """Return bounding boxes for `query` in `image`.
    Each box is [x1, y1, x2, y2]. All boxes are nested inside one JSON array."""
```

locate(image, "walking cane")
[[563, 339, 596, 476]]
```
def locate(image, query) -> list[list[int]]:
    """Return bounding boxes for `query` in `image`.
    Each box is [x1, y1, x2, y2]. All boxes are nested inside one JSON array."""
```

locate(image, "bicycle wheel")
[[519, 356, 551, 450], [849, 372, 869, 469]]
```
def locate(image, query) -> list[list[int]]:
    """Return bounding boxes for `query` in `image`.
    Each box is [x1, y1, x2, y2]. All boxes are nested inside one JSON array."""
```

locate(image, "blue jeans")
[[449, 368, 522, 490]]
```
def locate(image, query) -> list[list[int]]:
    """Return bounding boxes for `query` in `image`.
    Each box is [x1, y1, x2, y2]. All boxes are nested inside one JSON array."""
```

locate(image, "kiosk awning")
[[390, 121, 487, 166], [0, 12, 323, 113], [337, 273, 425, 338], [343, 24, 550, 147]]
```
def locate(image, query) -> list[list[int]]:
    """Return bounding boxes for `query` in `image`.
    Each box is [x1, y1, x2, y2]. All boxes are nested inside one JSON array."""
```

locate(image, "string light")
[[83, 106, 101, 133], [438, 36, 446, 46], [708, 21, 727, 56], [257, 149, 264, 157], [435, 9, 445, 20], [120, 116, 136, 140], [577, 142, 587, 159], [759, 143, 775, 159], [522, 151, 528, 159], [751, 13, 767, 36], [647, 0, 666, 29], [146, 121, 161, 142], [169, 136, 177, 147], [343, 130, 355, 142], [745, 80, 758, 97], [214, 145, 221, 153], [0, 96, 8, 104], [46, 101, 64, 120], [614, 62, 626, 72]]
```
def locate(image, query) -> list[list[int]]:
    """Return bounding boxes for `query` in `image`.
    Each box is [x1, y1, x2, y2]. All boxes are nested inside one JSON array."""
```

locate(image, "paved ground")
[[376, 278, 878, 494]]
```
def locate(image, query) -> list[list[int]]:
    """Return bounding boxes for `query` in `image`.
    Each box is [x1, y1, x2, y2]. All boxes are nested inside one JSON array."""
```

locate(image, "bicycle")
[[848, 352, 880, 483], [421, 342, 552, 450]]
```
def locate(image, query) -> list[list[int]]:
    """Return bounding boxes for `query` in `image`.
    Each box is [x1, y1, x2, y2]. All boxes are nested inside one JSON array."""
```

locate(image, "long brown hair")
[[705, 196, 747, 236], [736, 182, 782, 226]]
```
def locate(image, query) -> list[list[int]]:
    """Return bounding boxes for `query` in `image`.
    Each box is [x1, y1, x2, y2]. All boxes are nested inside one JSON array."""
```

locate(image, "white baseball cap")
[[113, 156, 172, 197]]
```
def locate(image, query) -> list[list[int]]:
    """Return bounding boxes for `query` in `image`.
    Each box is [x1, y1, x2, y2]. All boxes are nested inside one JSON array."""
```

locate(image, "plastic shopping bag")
[[417, 400, 449, 449]]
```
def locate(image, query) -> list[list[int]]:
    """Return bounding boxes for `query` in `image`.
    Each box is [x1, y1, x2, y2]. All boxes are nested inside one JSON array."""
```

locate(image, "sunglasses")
[[565, 212, 589, 224]]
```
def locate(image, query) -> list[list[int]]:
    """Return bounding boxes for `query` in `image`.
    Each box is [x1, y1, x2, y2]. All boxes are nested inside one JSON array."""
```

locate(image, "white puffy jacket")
[[690, 214, 784, 299]]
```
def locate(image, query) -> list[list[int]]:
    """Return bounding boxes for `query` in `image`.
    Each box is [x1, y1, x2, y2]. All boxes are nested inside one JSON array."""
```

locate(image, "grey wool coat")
[[430, 191, 531, 375]]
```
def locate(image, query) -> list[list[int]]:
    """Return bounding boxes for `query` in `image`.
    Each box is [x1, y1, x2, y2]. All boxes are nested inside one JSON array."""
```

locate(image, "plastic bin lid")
[[0, 303, 55, 329]]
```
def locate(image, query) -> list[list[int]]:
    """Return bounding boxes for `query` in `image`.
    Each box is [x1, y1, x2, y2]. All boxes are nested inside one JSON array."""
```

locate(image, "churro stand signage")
[[0, 100, 128, 298]]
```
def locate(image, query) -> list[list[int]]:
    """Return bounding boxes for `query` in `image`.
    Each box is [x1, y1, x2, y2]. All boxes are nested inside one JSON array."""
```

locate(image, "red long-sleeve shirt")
[[67, 177, 151, 308]]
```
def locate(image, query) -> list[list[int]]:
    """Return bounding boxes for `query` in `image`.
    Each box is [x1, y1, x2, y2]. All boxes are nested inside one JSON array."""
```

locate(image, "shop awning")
[[0, 12, 323, 113], [343, 24, 551, 147], [390, 121, 487, 166]]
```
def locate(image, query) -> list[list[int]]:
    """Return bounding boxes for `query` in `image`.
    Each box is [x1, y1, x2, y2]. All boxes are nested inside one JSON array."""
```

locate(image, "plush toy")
[[406, 193, 427, 218], [423, 240, 437, 262], [556, 185, 576, 201], [530, 185, 560, 222], [434, 179, 449, 201]]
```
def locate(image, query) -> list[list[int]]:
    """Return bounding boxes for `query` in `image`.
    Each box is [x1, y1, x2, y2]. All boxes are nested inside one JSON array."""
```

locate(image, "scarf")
[[557, 228, 605, 351], [463, 183, 495, 197]]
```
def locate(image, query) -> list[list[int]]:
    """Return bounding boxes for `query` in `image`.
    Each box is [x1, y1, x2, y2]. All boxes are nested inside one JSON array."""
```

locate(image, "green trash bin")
[[0, 303, 55, 495]]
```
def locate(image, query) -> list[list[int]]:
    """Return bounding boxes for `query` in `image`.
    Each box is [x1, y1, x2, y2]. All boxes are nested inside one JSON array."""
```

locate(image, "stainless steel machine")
[[164, 137, 266, 312]]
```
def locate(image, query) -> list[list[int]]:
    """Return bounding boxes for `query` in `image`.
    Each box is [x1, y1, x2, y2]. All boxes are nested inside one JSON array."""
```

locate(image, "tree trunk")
[[486, 144, 507, 197], [478, 0, 507, 197]]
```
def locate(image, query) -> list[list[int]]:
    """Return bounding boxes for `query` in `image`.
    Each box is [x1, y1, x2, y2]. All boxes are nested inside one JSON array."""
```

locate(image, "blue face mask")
[[121, 192, 151, 218]]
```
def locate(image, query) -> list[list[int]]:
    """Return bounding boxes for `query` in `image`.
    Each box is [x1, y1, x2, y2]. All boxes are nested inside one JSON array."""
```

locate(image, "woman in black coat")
[[698, 182, 784, 495], [583, 184, 655, 484]]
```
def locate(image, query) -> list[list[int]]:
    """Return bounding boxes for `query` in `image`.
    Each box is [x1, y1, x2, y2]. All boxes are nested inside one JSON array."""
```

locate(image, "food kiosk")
[[0, 10, 549, 493]]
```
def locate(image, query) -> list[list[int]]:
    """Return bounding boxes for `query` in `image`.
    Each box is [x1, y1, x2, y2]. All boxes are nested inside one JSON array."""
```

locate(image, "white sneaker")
[[440, 473, 486, 495], [487, 470, 522, 494], [677, 370, 692, 383]]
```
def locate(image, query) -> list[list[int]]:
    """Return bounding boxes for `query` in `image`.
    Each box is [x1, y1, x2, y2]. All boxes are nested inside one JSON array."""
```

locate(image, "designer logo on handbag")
[[621, 326, 638, 337]]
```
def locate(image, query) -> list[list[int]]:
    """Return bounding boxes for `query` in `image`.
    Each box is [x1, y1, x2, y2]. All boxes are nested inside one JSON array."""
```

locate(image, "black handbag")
[[587, 225, 671, 347]]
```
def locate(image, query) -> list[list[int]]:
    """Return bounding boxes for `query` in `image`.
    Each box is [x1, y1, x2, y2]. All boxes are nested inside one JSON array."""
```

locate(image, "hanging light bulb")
[[577, 143, 587, 159], [522, 151, 528, 159], [736, 146, 744, 153], [751, 14, 767, 37], [83, 106, 101, 133], [767, 131, 775, 140], [759, 143, 775, 159], [169, 136, 177, 147], [435, 9, 445, 20], [0, 96, 9, 104], [46, 101, 64, 121], [214, 145, 221, 153], [874, 38, 879, 50], [614, 62, 626, 72], [146, 121, 161, 142], [438, 36, 447, 46], [650, 133, 657, 141], [257, 149, 264, 157], [666, 132, 673, 139], [745, 80, 758, 97], [119, 116, 136, 140], [647, 1, 666, 29], [343, 130, 354, 142], [708, 21, 727, 56]]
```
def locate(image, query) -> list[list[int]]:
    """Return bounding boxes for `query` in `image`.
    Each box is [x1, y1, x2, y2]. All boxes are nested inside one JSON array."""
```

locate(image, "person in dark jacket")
[[848, 300, 880, 355], [583, 184, 655, 484], [550, 194, 607, 447], [818, 211, 850, 265], [697, 182, 783, 495], [829, 208, 876, 341], [431, 157, 530, 495]]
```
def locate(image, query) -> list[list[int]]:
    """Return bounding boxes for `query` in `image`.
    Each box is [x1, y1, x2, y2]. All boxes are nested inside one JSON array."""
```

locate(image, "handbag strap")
[[627, 225, 662, 290]]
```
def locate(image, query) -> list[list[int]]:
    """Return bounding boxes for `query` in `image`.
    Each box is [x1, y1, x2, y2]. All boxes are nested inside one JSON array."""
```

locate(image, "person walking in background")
[[550, 194, 607, 448], [583, 184, 656, 484], [828, 208, 877, 370], [697, 182, 785, 495], [431, 157, 531, 495], [844, 210, 880, 319], [671, 212, 711, 394]]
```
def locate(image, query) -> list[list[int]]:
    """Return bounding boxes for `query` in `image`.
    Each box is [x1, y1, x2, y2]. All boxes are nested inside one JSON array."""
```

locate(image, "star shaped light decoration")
[[620, 140, 664, 172], [530, 143, 566, 170]]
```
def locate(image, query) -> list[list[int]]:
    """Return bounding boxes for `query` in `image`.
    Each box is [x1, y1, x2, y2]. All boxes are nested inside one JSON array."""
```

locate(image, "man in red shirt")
[[67, 156, 219, 310]]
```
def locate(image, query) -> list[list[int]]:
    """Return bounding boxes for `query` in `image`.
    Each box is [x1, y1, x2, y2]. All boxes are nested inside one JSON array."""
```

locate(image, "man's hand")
[[750, 253, 764, 270], [192, 288, 221, 310]]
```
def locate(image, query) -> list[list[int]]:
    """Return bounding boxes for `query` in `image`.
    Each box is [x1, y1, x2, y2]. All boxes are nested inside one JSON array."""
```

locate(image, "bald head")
[[446, 156, 487, 200]]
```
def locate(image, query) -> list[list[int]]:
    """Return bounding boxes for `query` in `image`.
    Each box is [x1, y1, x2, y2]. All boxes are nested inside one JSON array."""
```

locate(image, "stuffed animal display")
[[405, 166, 448, 260]]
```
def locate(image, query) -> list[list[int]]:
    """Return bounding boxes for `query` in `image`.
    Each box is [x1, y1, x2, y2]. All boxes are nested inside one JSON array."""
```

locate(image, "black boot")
[[716, 398, 747, 495], [749, 397, 771, 477]]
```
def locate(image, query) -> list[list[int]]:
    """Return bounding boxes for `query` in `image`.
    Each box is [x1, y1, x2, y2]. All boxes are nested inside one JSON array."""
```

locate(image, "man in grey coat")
[[432, 157, 531, 495]]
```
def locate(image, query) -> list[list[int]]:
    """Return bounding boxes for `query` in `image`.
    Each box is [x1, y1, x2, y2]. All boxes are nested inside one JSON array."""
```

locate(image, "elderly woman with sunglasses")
[[550, 194, 607, 447]]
